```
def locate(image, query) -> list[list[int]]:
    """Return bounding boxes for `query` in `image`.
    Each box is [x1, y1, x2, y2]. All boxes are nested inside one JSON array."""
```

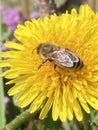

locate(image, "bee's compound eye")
[[43, 45, 49, 51], [37, 43, 50, 54]]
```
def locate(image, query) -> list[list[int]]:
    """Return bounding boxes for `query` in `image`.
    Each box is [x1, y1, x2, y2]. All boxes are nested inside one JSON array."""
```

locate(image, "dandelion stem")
[[3, 110, 38, 130]]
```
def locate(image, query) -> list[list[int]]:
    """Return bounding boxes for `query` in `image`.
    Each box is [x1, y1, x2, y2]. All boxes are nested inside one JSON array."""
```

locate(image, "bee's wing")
[[65, 48, 79, 62], [49, 49, 74, 67]]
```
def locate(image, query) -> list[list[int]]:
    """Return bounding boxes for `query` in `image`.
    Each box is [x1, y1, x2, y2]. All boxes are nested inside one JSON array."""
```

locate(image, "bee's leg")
[[54, 64, 57, 70], [54, 64, 61, 76], [38, 59, 48, 69]]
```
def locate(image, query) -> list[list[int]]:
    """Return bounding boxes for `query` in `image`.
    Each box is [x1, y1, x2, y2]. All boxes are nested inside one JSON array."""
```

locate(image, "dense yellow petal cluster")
[[1, 5, 98, 121]]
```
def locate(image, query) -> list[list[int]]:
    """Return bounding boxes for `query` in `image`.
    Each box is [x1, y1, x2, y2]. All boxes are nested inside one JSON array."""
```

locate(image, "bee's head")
[[37, 43, 54, 55]]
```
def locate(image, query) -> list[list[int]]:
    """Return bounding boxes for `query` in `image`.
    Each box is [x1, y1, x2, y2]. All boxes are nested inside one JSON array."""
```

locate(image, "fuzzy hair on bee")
[[37, 43, 83, 69]]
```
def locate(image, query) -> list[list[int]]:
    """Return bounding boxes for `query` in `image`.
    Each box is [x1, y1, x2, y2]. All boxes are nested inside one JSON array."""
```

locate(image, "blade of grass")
[[0, 68, 6, 129], [96, 0, 98, 11], [0, 12, 6, 129]]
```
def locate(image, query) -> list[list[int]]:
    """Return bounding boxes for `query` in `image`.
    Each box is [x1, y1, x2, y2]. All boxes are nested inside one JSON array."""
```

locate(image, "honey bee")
[[37, 43, 83, 69]]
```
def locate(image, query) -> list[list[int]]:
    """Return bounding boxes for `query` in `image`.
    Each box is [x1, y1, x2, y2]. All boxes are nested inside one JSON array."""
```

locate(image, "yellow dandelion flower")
[[1, 4, 98, 122]]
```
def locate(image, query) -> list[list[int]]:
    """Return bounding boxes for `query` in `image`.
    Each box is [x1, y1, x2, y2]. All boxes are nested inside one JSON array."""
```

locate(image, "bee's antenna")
[[32, 47, 37, 54]]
